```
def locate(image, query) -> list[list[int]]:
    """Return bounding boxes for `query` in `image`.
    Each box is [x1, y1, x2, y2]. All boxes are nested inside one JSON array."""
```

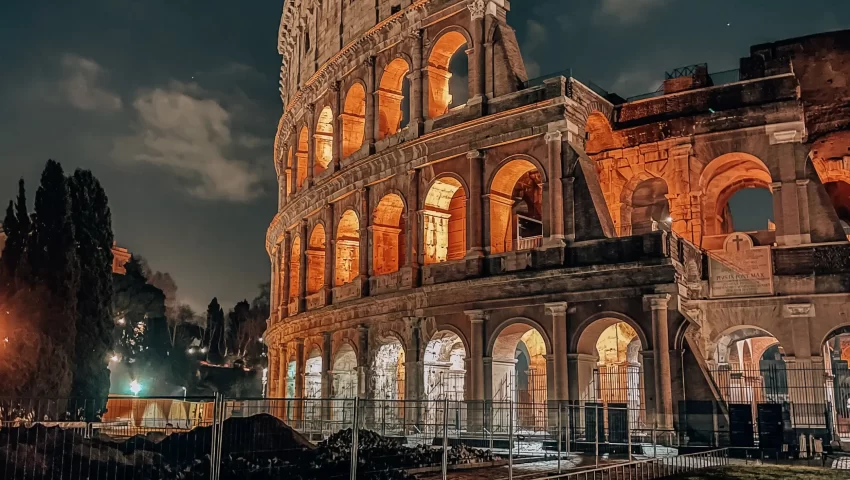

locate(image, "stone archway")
[[331, 342, 358, 423], [699, 153, 773, 237], [306, 224, 326, 295], [372, 193, 406, 276], [341, 83, 366, 158], [295, 127, 309, 188], [304, 347, 323, 424], [314, 106, 334, 174], [490, 320, 549, 432], [423, 176, 467, 264], [377, 57, 410, 139], [289, 235, 301, 303], [335, 210, 360, 286], [489, 158, 544, 253], [427, 29, 470, 118]]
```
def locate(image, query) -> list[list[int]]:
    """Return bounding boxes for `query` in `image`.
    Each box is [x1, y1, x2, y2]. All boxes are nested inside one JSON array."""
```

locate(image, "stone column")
[[408, 29, 425, 134], [324, 204, 335, 305], [404, 316, 424, 428], [357, 324, 370, 398], [271, 247, 280, 320], [282, 231, 292, 317], [646, 294, 673, 430], [322, 332, 333, 420], [289, 133, 299, 193], [298, 220, 308, 313], [306, 104, 316, 186], [546, 302, 569, 401], [294, 339, 306, 422], [359, 187, 371, 296], [406, 169, 421, 286], [364, 57, 377, 146], [467, 0, 487, 102], [545, 130, 565, 246], [279, 345, 289, 418], [466, 309, 487, 430], [466, 150, 485, 259]]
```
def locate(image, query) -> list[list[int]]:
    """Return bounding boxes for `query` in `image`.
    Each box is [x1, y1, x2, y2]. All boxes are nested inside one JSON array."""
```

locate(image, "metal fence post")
[[442, 398, 449, 480], [557, 402, 562, 475], [594, 403, 599, 468], [350, 397, 359, 480], [508, 400, 514, 480], [210, 392, 225, 480], [627, 406, 632, 462]]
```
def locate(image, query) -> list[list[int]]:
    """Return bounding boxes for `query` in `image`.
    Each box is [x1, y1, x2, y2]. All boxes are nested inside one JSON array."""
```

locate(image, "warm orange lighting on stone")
[[314, 107, 334, 173], [335, 209, 360, 286], [306, 224, 326, 294], [341, 83, 366, 158], [372, 193, 406, 275], [296, 127, 309, 188], [289, 236, 301, 299], [377, 58, 409, 139], [489, 159, 542, 254], [423, 176, 466, 264], [427, 31, 468, 118]]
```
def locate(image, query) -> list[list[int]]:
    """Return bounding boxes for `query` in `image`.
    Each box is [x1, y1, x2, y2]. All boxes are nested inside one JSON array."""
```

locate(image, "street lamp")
[[129, 380, 142, 396], [181, 386, 187, 401]]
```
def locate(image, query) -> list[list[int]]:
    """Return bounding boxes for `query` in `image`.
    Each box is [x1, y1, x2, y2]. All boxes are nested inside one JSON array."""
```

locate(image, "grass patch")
[[667, 465, 850, 480]]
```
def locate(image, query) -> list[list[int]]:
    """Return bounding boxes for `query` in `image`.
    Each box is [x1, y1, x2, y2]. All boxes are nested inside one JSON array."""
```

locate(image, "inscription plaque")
[[708, 233, 774, 298]]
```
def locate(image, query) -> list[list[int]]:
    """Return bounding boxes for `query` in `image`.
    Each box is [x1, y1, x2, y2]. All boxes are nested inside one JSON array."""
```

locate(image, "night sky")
[[1, 0, 848, 310]]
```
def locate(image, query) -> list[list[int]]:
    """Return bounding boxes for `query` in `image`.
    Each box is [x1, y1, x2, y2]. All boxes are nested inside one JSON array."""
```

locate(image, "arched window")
[[335, 210, 360, 286], [629, 177, 670, 235], [372, 193, 406, 275], [489, 159, 543, 253], [726, 188, 774, 233], [286, 147, 293, 196], [341, 83, 366, 158], [289, 236, 301, 300], [701, 153, 773, 237], [296, 127, 309, 188], [427, 31, 469, 118], [314, 107, 334, 174], [306, 224, 326, 295], [377, 58, 410, 139], [423, 177, 467, 264]]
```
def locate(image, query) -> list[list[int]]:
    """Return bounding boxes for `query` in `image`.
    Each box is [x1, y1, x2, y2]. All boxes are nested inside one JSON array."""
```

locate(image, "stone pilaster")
[[282, 231, 292, 318], [323, 204, 335, 304], [408, 29, 425, 134], [306, 104, 316, 186], [294, 339, 305, 421], [364, 57, 377, 147], [357, 324, 370, 398], [358, 187, 371, 295], [466, 150, 485, 259], [646, 294, 673, 430], [331, 82, 342, 173], [406, 169, 421, 286], [465, 309, 487, 431], [467, 0, 486, 102], [545, 130, 565, 246], [322, 332, 332, 420], [546, 302, 569, 401], [298, 220, 308, 313]]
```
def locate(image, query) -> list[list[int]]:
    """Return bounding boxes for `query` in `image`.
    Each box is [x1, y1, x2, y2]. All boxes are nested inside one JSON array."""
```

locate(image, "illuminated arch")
[[488, 319, 549, 424], [335, 209, 360, 286], [306, 224, 326, 295], [585, 112, 622, 154], [626, 177, 670, 235], [427, 29, 470, 118], [424, 330, 467, 403], [372, 193, 407, 275], [341, 83, 366, 158], [296, 127, 309, 188], [423, 176, 467, 264], [488, 157, 544, 253], [700, 153, 773, 236], [314, 106, 334, 173], [289, 235, 301, 300], [377, 57, 411, 139]]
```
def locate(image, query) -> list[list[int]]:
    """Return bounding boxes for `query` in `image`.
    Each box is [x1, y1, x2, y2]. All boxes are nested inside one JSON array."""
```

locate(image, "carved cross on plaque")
[[731, 234, 746, 251]]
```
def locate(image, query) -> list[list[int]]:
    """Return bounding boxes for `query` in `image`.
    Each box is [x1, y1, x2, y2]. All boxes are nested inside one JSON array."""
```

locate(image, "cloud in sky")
[[113, 81, 265, 203], [59, 54, 123, 112], [597, 0, 669, 24]]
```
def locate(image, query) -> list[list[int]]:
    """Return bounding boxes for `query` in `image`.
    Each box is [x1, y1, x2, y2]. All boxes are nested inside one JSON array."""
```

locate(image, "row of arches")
[[283, 157, 544, 299], [284, 30, 470, 192], [275, 315, 649, 433]]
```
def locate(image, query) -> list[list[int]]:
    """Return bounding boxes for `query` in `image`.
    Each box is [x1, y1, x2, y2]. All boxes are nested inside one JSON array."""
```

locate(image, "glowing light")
[[665, 217, 673, 223], [187, 347, 196, 354], [129, 380, 142, 396], [110, 355, 119, 362], [258, 337, 263, 342], [117, 317, 126, 325], [200, 347, 208, 353]]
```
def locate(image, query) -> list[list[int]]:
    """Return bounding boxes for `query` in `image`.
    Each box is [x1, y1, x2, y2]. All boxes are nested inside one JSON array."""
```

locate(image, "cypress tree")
[[68, 169, 114, 417], [2, 179, 30, 283], [206, 298, 226, 364], [30, 160, 80, 398]]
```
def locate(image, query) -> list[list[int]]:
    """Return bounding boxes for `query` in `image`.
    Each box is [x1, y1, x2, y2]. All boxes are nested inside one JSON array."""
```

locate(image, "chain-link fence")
[[0, 395, 734, 480]]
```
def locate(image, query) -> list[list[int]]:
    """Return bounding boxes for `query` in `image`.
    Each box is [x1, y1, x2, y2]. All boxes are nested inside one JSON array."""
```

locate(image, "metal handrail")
[[528, 448, 729, 480]]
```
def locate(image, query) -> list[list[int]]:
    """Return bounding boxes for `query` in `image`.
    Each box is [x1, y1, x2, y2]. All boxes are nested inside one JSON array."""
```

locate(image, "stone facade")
[[265, 0, 850, 436]]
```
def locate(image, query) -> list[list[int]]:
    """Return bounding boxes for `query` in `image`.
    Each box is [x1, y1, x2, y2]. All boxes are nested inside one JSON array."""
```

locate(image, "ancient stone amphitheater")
[[265, 0, 850, 444]]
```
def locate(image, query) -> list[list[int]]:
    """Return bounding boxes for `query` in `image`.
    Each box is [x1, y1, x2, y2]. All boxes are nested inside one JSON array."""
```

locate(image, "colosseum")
[[265, 0, 850, 447]]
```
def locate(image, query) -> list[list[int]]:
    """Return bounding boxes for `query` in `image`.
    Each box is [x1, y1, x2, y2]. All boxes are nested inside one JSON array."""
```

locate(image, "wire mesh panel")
[[0, 396, 215, 480]]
